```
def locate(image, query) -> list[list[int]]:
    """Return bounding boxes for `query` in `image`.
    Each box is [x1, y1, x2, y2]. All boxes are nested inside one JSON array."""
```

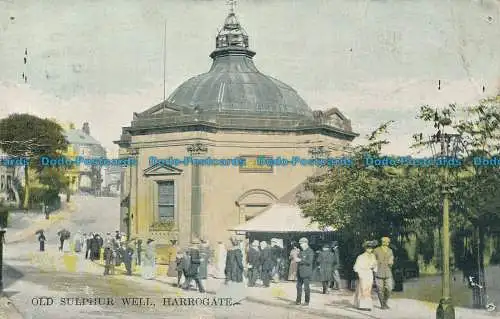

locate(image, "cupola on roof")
[[118, 3, 357, 146], [162, 3, 313, 118]]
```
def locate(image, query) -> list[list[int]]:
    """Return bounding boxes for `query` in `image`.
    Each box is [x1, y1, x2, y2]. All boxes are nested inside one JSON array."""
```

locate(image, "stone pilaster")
[[187, 142, 208, 241]]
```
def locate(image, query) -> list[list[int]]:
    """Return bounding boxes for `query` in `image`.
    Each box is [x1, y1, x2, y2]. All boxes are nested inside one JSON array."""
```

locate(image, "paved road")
[[3, 196, 332, 319]]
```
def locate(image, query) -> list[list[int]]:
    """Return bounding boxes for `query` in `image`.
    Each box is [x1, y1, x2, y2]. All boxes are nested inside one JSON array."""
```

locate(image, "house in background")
[[103, 165, 121, 196], [61, 122, 107, 194], [0, 149, 17, 203]]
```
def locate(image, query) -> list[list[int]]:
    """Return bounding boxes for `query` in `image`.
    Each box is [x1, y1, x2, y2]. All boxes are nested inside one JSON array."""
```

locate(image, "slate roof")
[[64, 129, 102, 145]]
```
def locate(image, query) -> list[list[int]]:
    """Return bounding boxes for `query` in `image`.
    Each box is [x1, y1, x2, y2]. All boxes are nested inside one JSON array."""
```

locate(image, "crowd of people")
[[36, 229, 157, 279], [36, 229, 395, 311]]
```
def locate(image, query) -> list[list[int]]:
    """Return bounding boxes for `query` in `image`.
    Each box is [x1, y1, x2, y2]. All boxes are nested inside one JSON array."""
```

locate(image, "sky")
[[1, 0, 499, 157]]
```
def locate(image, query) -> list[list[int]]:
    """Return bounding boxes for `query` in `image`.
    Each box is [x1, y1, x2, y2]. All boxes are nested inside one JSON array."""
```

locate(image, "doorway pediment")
[[143, 162, 183, 176]]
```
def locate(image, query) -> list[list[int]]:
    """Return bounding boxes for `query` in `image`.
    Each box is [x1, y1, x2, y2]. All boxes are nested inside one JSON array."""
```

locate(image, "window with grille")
[[158, 181, 175, 222]]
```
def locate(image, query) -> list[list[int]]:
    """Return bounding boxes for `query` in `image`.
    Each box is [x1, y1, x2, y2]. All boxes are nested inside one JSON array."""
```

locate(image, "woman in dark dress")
[[225, 237, 244, 283], [90, 234, 100, 261], [38, 232, 46, 252]]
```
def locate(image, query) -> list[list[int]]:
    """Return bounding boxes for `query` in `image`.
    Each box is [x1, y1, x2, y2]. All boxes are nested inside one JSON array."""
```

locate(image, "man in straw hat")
[[295, 237, 314, 306], [373, 236, 394, 309], [353, 240, 378, 311]]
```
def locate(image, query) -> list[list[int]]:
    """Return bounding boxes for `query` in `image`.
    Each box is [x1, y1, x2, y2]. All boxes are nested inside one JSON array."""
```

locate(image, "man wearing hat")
[[373, 236, 394, 309], [259, 241, 273, 288], [183, 239, 205, 292], [247, 240, 261, 287], [295, 237, 314, 305], [317, 243, 335, 294], [330, 241, 341, 290]]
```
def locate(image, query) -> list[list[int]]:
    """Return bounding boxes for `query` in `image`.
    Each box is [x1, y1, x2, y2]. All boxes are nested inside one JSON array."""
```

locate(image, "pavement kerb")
[[7, 201, 77, 244]]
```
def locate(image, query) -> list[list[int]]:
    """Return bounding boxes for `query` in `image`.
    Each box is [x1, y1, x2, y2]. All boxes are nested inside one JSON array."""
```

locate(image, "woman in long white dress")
[[353, 241, 378, 311], [141, 239, 156, 280]]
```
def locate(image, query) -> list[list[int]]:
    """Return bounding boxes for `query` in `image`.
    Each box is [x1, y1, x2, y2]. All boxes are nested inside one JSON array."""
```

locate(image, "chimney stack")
[[82, 122, 90, 135]]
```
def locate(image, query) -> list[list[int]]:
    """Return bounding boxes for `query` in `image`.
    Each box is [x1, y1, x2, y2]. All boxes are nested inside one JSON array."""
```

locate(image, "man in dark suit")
[[317, 243, 335, 294], [123, 243, 134, 276], [295, 237, 314, 306], [183, 239, 205, 293], [259, 241, 273, 288], [330, 241, 341, 290], [247, 240, 261, 287]]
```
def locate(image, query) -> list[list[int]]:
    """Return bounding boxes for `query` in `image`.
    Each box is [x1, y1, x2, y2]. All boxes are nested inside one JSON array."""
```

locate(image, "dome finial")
[[227, 0, 237, 14], [214, 0, 249, 49]]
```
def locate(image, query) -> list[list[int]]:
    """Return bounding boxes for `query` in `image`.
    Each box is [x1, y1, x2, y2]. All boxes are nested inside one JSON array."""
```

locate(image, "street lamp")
[[0, 229, 5, 292], [0, 206, 7, 293], [426, 123, 463, 319]]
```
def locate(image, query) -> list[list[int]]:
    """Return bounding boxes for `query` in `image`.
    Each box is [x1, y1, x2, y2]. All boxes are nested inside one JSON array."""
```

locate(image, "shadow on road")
[[3, 265, 24, 291]]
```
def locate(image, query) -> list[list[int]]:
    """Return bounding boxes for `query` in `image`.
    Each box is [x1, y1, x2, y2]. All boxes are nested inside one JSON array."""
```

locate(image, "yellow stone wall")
[[64, 144, 80, 193], [121, 130, 349, 248]]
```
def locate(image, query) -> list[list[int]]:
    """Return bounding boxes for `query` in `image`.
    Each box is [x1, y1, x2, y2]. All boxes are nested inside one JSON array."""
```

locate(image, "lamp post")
[[126, 148, 138, 242], [0, 229, 5, 292], [427, 122, 462, 319], [0, 206, 7, 293]]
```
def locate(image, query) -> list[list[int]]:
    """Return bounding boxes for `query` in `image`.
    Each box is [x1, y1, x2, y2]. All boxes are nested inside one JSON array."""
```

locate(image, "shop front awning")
[[229, 203, 332, 233]]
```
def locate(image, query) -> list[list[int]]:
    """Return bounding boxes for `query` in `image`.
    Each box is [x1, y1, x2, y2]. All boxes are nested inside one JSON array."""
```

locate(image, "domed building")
[[115, 8, 357, 248]]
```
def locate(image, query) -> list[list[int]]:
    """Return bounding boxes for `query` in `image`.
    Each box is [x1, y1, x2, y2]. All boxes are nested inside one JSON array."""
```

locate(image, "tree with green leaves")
[[300, 121, 443, 274], [412, 95, 500, 307], [0, 114, 68, 208]]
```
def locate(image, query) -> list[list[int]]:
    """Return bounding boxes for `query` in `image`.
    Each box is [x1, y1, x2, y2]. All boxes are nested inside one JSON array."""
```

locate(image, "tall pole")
[[0, 229, 5, 292], [437, 137, 455, 319], [163, 20, 167, 102]]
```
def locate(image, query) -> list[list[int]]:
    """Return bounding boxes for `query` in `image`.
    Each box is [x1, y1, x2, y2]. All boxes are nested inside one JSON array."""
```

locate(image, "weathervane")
[[227, 0, 237, 14]]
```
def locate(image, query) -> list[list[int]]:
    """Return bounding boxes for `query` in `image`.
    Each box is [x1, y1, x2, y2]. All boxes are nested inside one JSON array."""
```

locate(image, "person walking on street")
[[288, 243, 299, 281], [141, 239, 156, 280], [123, 243, 134, 276], [136, 239, 143, 266], [181, 249, 191, 288], [73, 231, 83, 253], [353, 240, 378, 311], [317, 243, 335, 294], [38, 231, 46, 252], [259, 241, 273, 288], [85, 233, 92, 259], [103, 244, 115, 276], [330, 241, 341, 290], [199, 239, 210, 280], [271, 240, 283, 282], [175, 249, 186, 287], [247, 240, 260, 287], [58, 232, 65, 252], [96, 234, 104, 260], [90, 234, 100, 261], [115, 241, 125, 267], [295, 237, 314, 306], [221, 236, 246, 303], [373, 237, 394, 309], [183, 239, 205, 292]]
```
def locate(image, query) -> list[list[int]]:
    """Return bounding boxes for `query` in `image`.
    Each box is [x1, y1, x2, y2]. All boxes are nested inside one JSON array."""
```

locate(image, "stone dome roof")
[[117, 7, 358, 146], [164, 12, 313, 119]]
